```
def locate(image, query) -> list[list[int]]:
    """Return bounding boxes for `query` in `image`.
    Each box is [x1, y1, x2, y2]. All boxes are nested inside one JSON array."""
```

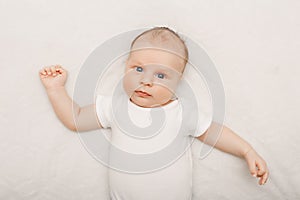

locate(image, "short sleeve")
[[191, 112, 212, 137], [95, 95, 112, 128], [186, 109, 212, 137]]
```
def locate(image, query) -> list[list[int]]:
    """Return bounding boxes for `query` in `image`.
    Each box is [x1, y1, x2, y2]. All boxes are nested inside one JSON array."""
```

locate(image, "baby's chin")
[[130, 97, 154, 108], [130, 96, 173, 108], [128, 95, 161, 108]]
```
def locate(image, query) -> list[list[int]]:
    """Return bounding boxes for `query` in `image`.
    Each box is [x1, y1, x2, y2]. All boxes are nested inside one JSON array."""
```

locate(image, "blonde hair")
[[130, 26, 189, 67]]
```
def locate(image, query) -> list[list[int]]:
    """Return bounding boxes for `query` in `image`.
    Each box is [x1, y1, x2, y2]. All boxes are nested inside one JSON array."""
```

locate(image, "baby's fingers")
[[44, 67, 52, 75], [256, 160, 268, 185], [39, 67, 52, 78], [260, 171, 269, 184], [256, 159, 267, 175], [50, 66, 58, 76], [39, 69, 47, 76], [259, 171, 269, 185], [257, 161, 267, 177], [54, 65, 64, 74]]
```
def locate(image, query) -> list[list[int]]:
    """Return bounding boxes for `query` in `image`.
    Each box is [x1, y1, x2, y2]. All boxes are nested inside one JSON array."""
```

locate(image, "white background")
[[0, 0, 299, 199]]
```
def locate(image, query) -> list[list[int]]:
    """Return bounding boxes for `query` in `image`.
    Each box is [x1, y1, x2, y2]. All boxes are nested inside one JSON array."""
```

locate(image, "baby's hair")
[[130, 26, 189, 67]]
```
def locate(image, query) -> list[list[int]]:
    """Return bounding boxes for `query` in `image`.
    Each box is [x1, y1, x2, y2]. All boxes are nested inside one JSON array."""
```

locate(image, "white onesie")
[[96, 93, 211, 200]]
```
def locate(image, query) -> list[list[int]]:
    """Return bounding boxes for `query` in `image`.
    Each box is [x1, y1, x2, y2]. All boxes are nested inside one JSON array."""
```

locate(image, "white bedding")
[[1, 0, 299, 199]]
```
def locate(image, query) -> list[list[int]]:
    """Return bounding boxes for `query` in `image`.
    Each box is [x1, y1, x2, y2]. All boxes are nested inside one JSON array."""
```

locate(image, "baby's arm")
[[197, 123, 269, 185], [39, 65, 102, 132]]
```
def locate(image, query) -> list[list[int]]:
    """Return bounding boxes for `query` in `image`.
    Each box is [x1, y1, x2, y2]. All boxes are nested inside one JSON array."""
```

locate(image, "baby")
[[39, 27, 269, 200]]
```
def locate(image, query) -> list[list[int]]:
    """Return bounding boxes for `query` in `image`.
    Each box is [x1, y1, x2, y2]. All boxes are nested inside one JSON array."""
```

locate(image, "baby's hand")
[[39, 65, 67, 90], [243, 148, 269, 185]]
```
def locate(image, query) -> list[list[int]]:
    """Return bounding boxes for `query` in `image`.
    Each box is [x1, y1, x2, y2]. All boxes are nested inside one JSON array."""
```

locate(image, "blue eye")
[[157, 73, 165, 79], [135, 66, 143, 72]]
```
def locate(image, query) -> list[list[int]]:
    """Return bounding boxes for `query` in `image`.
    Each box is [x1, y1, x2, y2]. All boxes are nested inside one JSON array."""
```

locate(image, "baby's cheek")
[[123, 77, 137, 95], [154, 86, 173, 100]]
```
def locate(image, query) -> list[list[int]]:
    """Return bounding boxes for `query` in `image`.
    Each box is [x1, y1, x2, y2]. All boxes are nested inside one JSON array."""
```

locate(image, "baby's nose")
[[140, 73, 153, 86]]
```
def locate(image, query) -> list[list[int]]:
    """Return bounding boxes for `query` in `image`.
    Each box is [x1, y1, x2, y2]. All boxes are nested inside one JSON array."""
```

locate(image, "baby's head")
[[123, 27, 189, 108]]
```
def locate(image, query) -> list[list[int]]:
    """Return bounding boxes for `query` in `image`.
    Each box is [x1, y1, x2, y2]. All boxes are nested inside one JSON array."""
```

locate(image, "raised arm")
[[197, 122, 269, 185], [39, 65, 102, 132]]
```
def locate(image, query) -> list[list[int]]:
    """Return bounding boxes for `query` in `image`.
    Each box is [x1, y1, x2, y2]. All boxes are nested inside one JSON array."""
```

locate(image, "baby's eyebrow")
[[155, 68, 172, 73], [129, 60, 143, 66]]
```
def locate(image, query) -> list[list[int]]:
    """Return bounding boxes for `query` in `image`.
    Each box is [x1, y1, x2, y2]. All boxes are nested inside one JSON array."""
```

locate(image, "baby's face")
[[123, 48, 185, 108]]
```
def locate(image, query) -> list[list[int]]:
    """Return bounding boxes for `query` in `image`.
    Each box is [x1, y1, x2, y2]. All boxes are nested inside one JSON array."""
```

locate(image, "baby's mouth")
[[135, 90, 151, 97]]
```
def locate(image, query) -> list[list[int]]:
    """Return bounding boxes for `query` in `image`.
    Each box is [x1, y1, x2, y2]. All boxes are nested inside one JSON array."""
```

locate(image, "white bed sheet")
[[1, 0, 299, 199]]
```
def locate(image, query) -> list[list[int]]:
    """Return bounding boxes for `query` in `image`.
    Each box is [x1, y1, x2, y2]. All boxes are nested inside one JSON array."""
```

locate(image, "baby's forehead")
[[127, 49, 185, 73], [131, 37, 185, 59]]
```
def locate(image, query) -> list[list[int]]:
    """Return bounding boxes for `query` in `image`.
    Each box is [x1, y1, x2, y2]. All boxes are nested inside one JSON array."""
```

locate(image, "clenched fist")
[[39, 65, 67, 90]]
